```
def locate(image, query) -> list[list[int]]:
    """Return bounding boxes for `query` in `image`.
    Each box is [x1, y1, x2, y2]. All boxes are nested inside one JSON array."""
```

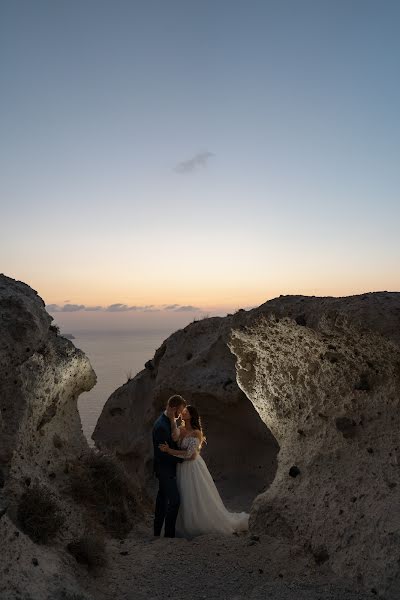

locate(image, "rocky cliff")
[[0, 275, 97, 599]]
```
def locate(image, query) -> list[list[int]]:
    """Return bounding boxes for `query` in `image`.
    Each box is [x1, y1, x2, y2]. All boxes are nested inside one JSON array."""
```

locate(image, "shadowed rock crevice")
[[190, 391, 279, 510]]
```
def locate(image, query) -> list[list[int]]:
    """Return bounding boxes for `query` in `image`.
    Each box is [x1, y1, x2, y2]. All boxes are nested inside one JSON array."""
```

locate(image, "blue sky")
[[1, 0, 400, 323]]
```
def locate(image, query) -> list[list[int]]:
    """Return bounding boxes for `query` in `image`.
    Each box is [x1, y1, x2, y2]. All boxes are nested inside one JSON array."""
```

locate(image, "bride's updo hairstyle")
[[186, 405, 206, 448]]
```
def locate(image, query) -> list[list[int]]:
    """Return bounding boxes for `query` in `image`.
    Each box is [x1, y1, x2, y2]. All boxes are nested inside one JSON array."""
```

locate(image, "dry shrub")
[[17, 484, 64, 544], [67, 533, 106, 570], [67, 450, 143, 538]]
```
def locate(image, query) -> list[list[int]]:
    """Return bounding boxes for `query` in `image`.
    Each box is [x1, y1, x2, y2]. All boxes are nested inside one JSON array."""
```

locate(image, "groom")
[[152, 394, 187, 537]]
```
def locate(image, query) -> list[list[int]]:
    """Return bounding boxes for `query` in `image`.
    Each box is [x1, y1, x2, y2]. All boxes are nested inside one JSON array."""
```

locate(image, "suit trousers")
[[154, 470, 180, 537]]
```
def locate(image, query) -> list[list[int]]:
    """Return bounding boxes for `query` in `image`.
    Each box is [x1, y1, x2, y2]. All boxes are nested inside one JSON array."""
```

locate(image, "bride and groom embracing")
[[152, 394, 249, 538]]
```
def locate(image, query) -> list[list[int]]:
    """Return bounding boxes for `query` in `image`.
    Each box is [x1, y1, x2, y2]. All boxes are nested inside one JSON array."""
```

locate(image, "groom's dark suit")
[[152, 413, 183, 537]]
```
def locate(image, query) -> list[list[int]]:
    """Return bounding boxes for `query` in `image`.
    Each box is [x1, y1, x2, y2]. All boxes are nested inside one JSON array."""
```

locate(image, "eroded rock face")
[[0, 275, 97, 599], [95, 291, 400, 595], [229, 299, 400, 596], [0, 275, 96, 489]]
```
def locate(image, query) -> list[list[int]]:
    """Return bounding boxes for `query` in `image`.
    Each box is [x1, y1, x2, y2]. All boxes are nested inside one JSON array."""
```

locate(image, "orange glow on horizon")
[[32, 280, 400, 314], [6, 261, 400, 315]]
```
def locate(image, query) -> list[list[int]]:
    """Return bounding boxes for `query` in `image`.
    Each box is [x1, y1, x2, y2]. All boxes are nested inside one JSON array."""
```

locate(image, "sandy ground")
[[74, 522, 376, 600]]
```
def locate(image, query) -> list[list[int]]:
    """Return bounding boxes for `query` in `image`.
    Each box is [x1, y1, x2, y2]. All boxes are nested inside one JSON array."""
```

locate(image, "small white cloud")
[[174, 151, 214, 174], [46, 303, 85, 312], [46, 304, 62, 312], [46, 301, 201, 314], [62, 304, 85, 312], [106, 304, 135, 312], [174, 305, 201, 312]]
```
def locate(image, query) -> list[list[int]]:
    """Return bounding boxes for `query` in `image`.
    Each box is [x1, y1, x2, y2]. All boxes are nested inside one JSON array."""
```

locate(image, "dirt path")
[[77, 526, 376, 600]]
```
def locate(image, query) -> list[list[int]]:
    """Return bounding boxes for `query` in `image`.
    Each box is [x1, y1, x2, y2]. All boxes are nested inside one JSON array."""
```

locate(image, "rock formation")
[[230, 304, 400, 597], [0, 276, 96, 483], [0, 274, 97, 599], [2, 273, 399, 598], [93, 314, 279, 510], [95, 291, 400, 596]]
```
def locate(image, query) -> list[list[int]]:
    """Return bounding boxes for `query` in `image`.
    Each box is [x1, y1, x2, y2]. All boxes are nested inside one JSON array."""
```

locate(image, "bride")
[[159, 405, 249, 538]]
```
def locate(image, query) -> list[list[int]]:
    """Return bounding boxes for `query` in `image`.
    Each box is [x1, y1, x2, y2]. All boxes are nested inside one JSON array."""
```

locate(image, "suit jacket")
[[152, 413, 182, 476]]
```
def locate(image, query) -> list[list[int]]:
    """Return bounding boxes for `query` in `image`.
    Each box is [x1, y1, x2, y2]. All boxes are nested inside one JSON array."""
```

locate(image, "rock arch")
[[93, 316, 280, 510]]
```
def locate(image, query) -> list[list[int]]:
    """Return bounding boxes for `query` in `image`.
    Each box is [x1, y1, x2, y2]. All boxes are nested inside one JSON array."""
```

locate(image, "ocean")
[[72, 329, 172, 441]]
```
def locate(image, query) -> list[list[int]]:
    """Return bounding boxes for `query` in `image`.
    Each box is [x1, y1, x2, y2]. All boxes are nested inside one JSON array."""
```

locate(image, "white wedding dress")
[[175, 434, 249, 538]]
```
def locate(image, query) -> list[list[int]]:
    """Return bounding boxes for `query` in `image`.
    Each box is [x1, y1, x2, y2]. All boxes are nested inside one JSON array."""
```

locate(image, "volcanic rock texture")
[[95, 292, 400, 596], [0, 274, 96, 599]]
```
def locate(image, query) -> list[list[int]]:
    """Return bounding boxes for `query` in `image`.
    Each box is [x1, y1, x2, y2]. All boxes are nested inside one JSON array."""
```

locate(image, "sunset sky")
[[2, 0, 400, 326]]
